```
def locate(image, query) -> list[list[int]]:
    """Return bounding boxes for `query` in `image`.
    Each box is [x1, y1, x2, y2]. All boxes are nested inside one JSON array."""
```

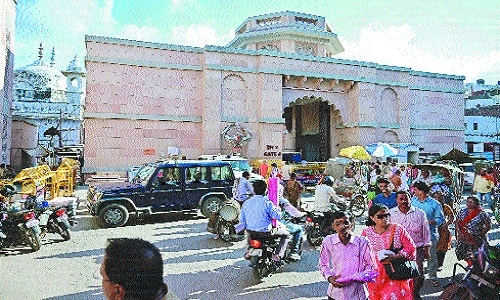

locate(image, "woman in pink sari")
[[361, 203, 416, 300]]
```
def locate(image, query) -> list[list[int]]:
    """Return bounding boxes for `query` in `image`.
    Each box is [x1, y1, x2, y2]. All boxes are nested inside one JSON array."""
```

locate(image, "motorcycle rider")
[[313, 176, 346, 233], [278, 184, 306, 261], [235, 179, 291, 263]]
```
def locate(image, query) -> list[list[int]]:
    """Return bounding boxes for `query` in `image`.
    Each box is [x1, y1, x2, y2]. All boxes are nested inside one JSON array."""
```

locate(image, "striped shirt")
[[389, 206, 431, 248]]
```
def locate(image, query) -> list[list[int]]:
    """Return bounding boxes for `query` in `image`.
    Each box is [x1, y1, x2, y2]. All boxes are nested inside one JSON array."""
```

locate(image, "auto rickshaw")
[[409, 163, 464, 212]]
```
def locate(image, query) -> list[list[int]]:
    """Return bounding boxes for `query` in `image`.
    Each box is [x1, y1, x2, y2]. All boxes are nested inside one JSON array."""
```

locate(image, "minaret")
[[62, 54, 85, 118]]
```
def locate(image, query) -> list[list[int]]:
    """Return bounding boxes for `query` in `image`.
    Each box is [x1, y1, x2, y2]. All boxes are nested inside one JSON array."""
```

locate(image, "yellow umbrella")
[[339, 145, 372, 161]]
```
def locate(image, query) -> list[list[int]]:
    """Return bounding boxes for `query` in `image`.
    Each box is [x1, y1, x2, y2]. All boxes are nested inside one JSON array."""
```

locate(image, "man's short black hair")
[[242, 171, 250, 178], [376, 177, 390, 185], [331, 210, 353, 222], [413, 181, 430, 193], [252, 179, 267, 195], [104, 238, 166, 300]]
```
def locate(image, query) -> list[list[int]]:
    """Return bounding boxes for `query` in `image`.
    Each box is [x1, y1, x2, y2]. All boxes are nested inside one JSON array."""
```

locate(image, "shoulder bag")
[[382, 225, 420, 280]]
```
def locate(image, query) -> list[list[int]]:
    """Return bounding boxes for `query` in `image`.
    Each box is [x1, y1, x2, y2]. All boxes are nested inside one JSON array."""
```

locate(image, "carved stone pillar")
[[295, 106, 302, 154], [318, 101, 330, 161]]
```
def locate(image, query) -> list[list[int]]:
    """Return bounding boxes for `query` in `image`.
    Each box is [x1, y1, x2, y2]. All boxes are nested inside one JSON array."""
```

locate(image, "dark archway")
[[283, 97, 333, 162]]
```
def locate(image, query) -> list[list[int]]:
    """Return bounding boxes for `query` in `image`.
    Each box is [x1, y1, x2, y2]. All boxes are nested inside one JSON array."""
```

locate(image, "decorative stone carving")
[[222, 122, 252, 153]]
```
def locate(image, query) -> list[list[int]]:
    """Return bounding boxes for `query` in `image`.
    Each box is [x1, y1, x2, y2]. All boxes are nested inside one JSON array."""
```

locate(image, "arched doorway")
[[283, 96, 342, 162]]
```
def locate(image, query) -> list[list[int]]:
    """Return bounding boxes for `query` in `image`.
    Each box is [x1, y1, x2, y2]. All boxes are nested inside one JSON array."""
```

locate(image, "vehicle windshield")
[[131, 164, 157, 185], [227, 160, 251, 171]]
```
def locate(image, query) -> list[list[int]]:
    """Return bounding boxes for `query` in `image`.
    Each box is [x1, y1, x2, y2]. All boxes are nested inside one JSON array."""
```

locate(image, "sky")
[[14, 0, 500, 84]]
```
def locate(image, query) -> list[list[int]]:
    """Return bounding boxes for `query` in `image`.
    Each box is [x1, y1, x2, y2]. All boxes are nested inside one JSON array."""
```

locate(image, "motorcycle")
[[247, 231, 295, 279], [207, 198, 243, 242], [0, 203, 42, 252], [24, 196, 71, 241], [439, 243, 500, 299], [304, 204, 356, 247]]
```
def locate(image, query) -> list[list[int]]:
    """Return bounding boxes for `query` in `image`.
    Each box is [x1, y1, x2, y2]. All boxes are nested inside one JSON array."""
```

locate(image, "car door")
[[149, 166, 183, 211], [210, 164, 235, 197]]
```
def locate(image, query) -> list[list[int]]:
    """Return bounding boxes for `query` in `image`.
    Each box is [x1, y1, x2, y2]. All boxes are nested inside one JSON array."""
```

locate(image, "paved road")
[[0, 188, 498, 300]]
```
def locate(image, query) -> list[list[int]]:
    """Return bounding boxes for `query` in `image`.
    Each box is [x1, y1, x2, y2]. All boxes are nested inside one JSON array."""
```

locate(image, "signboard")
[[263, 144, 281, 157], [143, 148, 156, 156], [473, 143, 484, 153]]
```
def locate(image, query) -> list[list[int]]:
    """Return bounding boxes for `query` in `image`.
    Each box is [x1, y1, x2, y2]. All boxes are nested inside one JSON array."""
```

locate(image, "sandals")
[[430, 279, 440, 287]]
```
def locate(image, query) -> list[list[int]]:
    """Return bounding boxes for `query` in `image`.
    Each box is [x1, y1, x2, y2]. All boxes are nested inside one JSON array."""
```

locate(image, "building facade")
[[11, 44, 85, 168], [464, 79, 500, 159], [0, 0, 16, 165], [84, 11, 465, 175]]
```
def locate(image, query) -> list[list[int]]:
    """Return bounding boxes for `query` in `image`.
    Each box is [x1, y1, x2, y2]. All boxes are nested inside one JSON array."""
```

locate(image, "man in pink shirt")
[[389, 191, 431, 300], [318, 211, 375, 300]]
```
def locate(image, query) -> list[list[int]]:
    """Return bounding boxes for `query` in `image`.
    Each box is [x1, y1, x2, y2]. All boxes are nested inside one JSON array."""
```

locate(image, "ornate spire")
[[28, 42, 46, 66], [66, 55, 82, 72], [50, 46, 55, 67], [38, 42, 44, 60]]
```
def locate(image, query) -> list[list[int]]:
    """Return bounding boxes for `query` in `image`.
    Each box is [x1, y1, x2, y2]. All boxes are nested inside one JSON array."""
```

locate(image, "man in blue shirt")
[[411, 181, 445, 287], [236, 180, 291, 262], [372, 178, 397, 209]]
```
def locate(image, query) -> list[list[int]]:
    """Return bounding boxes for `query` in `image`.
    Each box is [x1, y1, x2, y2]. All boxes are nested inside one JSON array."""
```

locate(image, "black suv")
[[87, 160, 235, 227]]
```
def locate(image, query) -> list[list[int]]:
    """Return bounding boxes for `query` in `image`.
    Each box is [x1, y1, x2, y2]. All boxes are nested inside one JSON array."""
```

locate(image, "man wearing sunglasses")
[[389, 191, 431, 300], [411, 181, 444, 288], [318, 210, 375, 300]]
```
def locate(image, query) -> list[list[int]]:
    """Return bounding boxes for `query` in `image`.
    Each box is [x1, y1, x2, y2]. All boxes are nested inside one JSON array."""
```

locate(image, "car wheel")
[[99, 204, 129, 228], [201, 197, 222, 218]]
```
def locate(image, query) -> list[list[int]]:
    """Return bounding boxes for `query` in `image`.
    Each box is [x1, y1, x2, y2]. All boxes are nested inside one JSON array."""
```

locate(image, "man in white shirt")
[[314, 176, 344, 212], [235, 171, 254, 204]]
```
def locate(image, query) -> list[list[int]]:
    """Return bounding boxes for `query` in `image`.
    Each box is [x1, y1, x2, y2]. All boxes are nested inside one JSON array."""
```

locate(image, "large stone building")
[[11, 44, 85, 168], [84, 11, 465, 175], [0, 0, 16, 165]]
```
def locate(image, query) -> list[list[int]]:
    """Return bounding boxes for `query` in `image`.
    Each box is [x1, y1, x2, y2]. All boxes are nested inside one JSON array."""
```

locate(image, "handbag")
[[382, 225, 420, 280]]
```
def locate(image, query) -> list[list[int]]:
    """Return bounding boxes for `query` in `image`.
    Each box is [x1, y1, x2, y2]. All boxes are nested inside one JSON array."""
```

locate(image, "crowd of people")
[[96, 160, 495, 300], [237, 160, 495, 300]]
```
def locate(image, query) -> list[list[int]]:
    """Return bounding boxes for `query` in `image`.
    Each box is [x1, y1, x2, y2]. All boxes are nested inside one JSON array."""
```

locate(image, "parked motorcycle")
[[439, 243, 500, 299], [0, 203, 42, 252], [304, 207, 356, 247], [25, 196, 71, 241]]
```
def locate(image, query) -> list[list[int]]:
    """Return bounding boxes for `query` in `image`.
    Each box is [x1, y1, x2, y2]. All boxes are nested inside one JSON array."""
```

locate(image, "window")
[[473, 123, 478, 130], [186, 167, 210, 183], [154, 167, 180, 186], [211, 165, 234, 181]]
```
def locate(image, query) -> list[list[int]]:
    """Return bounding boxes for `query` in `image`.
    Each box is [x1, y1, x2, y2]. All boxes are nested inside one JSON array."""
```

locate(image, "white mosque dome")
[[16, 64, 67, 91]]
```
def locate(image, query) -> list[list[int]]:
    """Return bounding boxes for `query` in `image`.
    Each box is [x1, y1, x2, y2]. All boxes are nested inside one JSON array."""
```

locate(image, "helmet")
[[323, 176, 334, 187]]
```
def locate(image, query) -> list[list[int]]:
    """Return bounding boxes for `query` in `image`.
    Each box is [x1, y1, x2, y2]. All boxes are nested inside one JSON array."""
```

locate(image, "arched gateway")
[[283, 95, 344, 162]]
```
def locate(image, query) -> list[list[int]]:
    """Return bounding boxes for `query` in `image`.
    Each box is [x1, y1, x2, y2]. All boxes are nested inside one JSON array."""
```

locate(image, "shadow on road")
[[43, 288, 102, 300]]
